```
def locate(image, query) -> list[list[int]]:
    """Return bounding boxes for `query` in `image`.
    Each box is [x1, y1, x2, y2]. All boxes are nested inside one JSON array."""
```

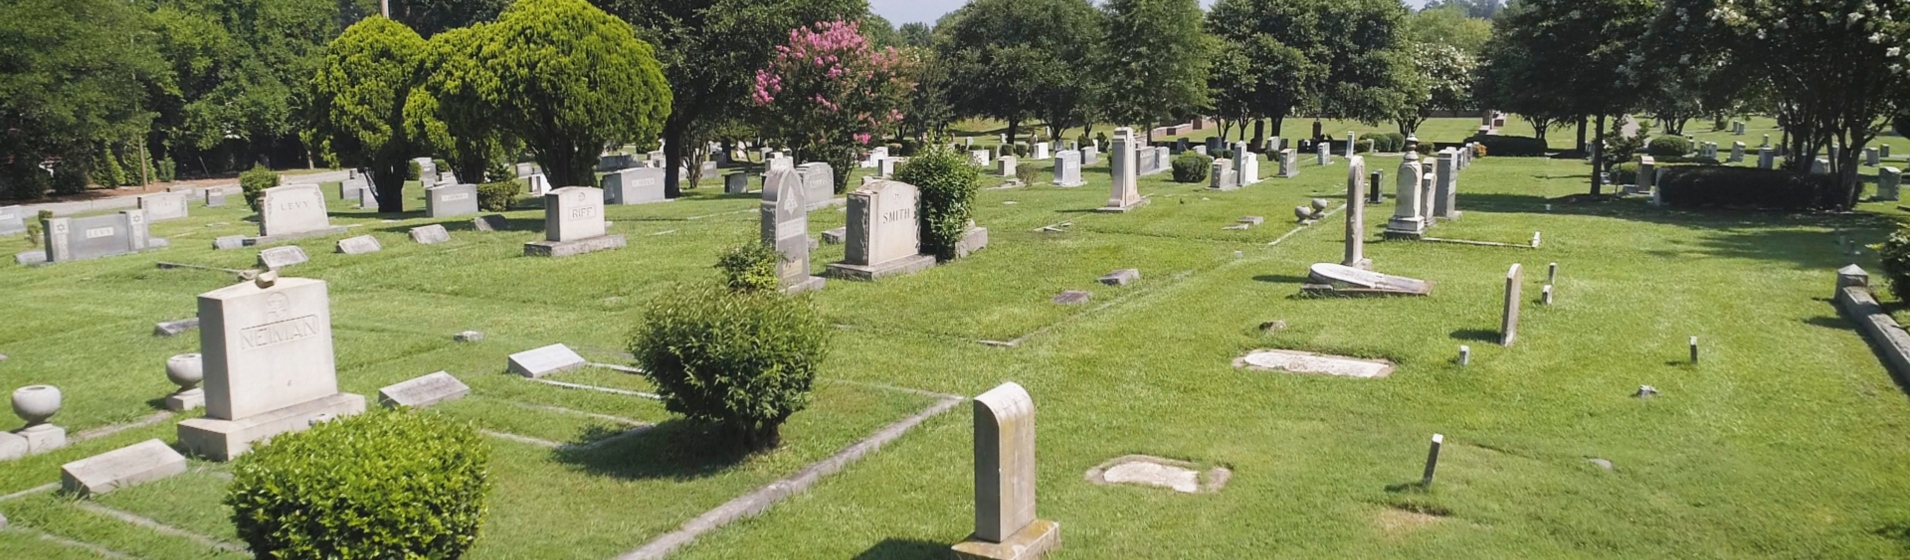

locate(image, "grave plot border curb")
[[1833, 267, 1910, 379]]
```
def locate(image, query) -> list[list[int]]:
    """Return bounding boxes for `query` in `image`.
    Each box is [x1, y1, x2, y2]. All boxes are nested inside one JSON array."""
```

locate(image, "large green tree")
[[937, 0, 1101, 141], [308, 17, 428, 212], [0, 0, 169, 199], [484, 0, 672, 189], [404, 24, 511, 184], [1206, 0, 1410, 139], [1099, 0, 1210, 137], [1407, 2, 1493, 55], [599, 0, 859, 197], [385, 0, 512, 38]]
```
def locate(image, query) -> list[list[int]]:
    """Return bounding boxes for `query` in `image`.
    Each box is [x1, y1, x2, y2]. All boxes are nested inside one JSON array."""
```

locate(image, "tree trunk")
[[662, 117, 689, 199], [1576, 116, 1588, 153], [1005, 118, 1020, 149], [372, 158, 407, 213], [1591, 115, 1606, 196], [1253, 120, 1266, 149]]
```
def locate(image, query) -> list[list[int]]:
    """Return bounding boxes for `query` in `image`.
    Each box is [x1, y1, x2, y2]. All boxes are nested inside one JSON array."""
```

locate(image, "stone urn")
[[11, 385, 61, 425], [166, 353, 204, 390]]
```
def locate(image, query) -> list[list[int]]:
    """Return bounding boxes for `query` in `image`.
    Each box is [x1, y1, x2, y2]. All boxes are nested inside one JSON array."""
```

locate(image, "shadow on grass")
[[854, 538, 949, 560], [1253, 274, 1310, 284], [552, 419, 751, 481], [1450, 329, 1499, 343]]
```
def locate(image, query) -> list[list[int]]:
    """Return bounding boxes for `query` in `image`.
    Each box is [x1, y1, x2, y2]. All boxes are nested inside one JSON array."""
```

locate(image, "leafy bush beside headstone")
[[1609, 162, 1639, 184], [715, 243, 781, 294], [1466, 135, 1548, 157], [1656, 166, 1831, 210], [1172, 152, 1212, 183], [477, 181, 522, 211], [226, 409, 492, 559], [1647, 136, 1693, 157], [239, 164, 280, 211], [155, 158, 176, 182], [407, 160, 422, 181], [893, 145, 978, 261], [630, 285, 830, 451], [1881, 228, 1910, 301]]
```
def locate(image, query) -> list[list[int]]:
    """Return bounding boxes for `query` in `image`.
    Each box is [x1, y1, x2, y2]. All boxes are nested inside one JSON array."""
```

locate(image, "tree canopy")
[[937, 0, 1102, 141], [307, 17, 428, 212], [1099, 0, 1210, 133]]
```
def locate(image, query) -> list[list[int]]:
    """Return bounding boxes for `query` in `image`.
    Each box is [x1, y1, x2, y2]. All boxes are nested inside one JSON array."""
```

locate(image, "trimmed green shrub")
[[51, 164, 87, 195], [1609, 162, 1639, 184], [630, 285, 830, 450], [91, 146, 127, 187], [1466, 135, 1547, 157], [406, 160, 422, 181], [893, 145, 979, 261], [24, 211, 49, 246], [1015, 166, 1040, 187], [154, 158, 176, 183], [477, 181, 522, 211], [239, 164, 279, 211], [715, 243, 781, 294], [2, 166, 50, 200], [1011, 143, 1029, 158], [484, 158, 516, 183], [226, 409, 492, 559], [1647, 136, 1693, 157], [1656, 166, 1832, 210], [432, 158, 451, 179], [1172, 152, 1212, 183], [1882, 227, 1910, 301], [1216, 149, 1235, 160], [1375, 132, 1407, 152]]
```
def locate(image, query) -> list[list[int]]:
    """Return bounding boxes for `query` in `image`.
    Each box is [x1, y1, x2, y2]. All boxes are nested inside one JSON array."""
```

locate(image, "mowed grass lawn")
[[2, 118, 1910, 558]]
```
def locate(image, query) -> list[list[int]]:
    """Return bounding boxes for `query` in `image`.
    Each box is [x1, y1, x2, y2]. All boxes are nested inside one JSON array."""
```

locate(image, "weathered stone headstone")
[[1317, 141, 1331, 165], [1053, 150, 1084, 187], [524, 187, 624, 257], [1758, 147, 1775, 170], [1880, 167, 1902, 201], [797, 162, 836, 212], [154, 318, 199, 337], [1385, 153, 1426, 239], [1344, 156, 1370, 269], [952, 382, 1058, 560], [1812, 157, 1831, 175], [1868, 147, 1881, 167], [1082, 146, 1099, 166], [1099, 269, 1140, 286], [1279, 149, 1298, 178], [997, 155, 1017, 178], [970, 150, 991, 167], [527, 173, 551, 197], [42, 211, 162, 263], [761, 169, 826, 293], [1635, 156, 1656, 194], [1109, 127, 1139, 200], [339, 178, 370, 203], [335, 235, 381, 255], [507, 343, 586, 378], [0, 205, 23, 236], [826, 180, 935, 280], [1730, 142, 1745, 163], [1034, 142, 1050, 160], [424, 183, 480, 218], [59, 439, 187, 496], [725, 172, 749, 194], [1884, 144, 1894, 159], [408, 224, 449, 244], [1433, 149, 1460, 220], [1237, 151, 1260, 185], [1209, 159, 1238, 191], [257, 184, 344, 242], [602, 167, 668, 205], [205, 188, 228, 208], [1501, 264, 1523, 347], [177, 277, 366, 461], [137, 192, 190, 222], [377, 371, 469, 408]]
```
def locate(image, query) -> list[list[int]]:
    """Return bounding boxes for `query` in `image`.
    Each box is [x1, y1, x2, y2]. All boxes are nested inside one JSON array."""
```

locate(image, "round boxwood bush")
[[1609, 162, 1640, 184], [239, 164, 280, 211], [715, 243, 781, 293], [631, 285, 830, 450], [406, 160, 422, 181], [226, 409, 492, 559], [1647, 136, 1693, 157], [1882, 228, 1910, 301], [477, 180, 522, 211], [893, 145, 979, 261], [1172, 152, 1212, 183]]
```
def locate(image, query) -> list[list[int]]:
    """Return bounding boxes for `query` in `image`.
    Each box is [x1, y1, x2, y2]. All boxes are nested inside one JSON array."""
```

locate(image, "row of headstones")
[[1381, 148, 1470, 240], [762, 165, 987, 289]]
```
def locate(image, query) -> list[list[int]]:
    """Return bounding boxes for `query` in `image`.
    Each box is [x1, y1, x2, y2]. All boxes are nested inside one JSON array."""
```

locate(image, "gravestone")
[[1758, 147, 1775, 170], [1034, 142, 1050, 160], [1304, 263, 1432, 296], [1053, 150, 1084, 187], [204, 188, 228, 208], [137, 192, 190, 222], [725, 172, 749, 194], [951, 382, 1058, 560], [798, 162, 837, 212], [1108, 128, 1140, 203], [256, 184, 345, 243], [1344, 156, 1370, 269], [1205, 137, 1222, 155], [1433, 149, 1460, 220], [1317, 141, 1331, 165], [970, 150, 991, 167], [335, 235, 381, 255], [1099, 269, 1140, 286], [527, 173, 551, 197], [340, 179, 370, 203], [1730, 142, 1745, 163], [602, 167, 668, 205], [825, 180, 935, 281], [761, 169, 826, 293], [1369, 171, 1384, 203], [1868, 147, 1882, 167], [596, 153, 635, 171], [1237, 151, 1260, 185], [59, 439, 187, 496], [997, 156, 1017, 178], [377, 371, 469, 408], [1501, 264, 1523, 347], [42, 211, 163, 263], [1885, 144, 1894, 159], [409, 224, 450, 245], [1082, 146, 1099, 166], [1880, 167, 1902, 201], [507, 344, 586, 378], [0, 206, 23, 235], [177, 277, 366, 461], [426, 183, 480, 218], [1635, 156, 1657, 194], [1344, 132, 1356, 158], [1148, 147, 1172, 176], [1208, 159, 1238, 191], [1384, 152, 1426, 239], [878, 157, 907, 178], [213, 235, 245, 250], [523, 187, 625, 257], [1279, 149, 1298, 178], [1812, 157, 1831, 175]]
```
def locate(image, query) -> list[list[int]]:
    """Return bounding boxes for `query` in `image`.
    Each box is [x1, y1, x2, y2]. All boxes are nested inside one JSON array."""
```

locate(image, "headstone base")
[[825, 254, 936, 281], [783, 276, 828, 294], [176, 393, 367, 461], [1384, 218, 1426, 240], [0, 424, 66, 460], [165, 388, 205, 412], [1054, 180, 1085, 188], [59, 439, 188, 496], [1095, 199, 1150, 213], [951, 519, 1060, 560], [523, 234, 628, 257], [244, 226, 351, 247], [957, 227, 990, 258]]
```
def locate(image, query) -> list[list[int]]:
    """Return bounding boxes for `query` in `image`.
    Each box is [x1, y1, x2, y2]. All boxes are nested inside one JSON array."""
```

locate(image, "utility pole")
[[380, 0, 388, 17]]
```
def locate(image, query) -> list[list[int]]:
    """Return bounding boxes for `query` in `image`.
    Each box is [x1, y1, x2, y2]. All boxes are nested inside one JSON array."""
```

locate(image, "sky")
[[871, 0, 1430, 25]]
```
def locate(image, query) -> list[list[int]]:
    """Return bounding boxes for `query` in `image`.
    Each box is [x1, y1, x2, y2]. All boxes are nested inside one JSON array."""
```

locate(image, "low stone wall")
[[1834, 265, 1910, 378]]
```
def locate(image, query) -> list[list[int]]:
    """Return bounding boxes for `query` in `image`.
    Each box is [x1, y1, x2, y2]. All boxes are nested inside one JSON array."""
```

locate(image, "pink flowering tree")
[[752, 20, 914, 193]]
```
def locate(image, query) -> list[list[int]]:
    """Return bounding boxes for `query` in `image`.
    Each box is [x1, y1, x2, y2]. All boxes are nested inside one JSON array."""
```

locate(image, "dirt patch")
[[1375, 506, 1446, 536]]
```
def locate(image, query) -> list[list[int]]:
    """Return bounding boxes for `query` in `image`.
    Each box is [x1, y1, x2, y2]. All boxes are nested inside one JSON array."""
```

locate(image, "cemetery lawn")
[[4, 119, 1910, 557]]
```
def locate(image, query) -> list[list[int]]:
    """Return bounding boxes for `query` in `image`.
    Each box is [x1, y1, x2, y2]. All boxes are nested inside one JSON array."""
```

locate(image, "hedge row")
[[1466, 135, 1547, 157], [1657, 166, 1834, 210]]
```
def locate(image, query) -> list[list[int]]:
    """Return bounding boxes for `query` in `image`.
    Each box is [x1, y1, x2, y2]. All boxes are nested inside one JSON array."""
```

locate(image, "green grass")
[[5, 118, 1910, 558]]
